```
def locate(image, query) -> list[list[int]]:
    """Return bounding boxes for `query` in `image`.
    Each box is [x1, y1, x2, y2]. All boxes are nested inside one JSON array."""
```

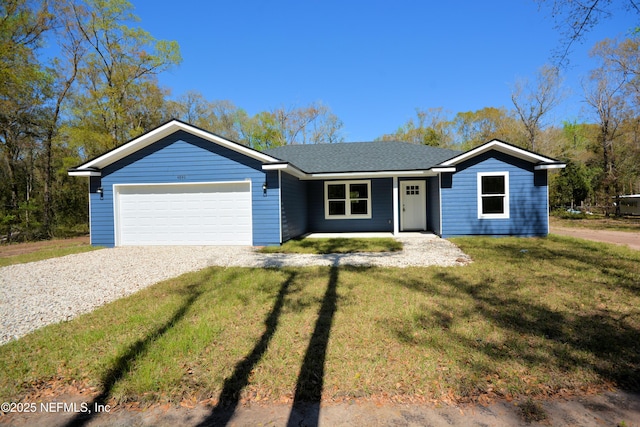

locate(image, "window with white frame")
[[477, 172, 509, 219], [325, 180, 371, 219]]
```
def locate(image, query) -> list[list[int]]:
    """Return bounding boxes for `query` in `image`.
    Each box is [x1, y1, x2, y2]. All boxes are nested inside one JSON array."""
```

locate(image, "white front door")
[[400, 181, 426, 231]]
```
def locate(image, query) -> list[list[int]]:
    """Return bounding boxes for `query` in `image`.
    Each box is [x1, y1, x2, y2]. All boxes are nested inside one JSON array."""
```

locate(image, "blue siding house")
[[69, 120, 564, 246]]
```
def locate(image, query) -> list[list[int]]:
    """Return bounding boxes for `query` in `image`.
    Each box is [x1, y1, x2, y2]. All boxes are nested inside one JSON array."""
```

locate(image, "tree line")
[[0, 0, 345, 242], [1, 0, 639, 242]]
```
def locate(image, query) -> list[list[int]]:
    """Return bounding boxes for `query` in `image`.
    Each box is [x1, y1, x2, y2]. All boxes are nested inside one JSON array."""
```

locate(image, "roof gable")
[[439, 139, 565, 170], [69, 120, 279, 175]]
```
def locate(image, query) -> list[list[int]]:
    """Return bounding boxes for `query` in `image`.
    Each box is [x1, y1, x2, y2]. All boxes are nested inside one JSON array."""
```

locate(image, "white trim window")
[[477, 172, 509, 219], [325, 180, 371, 219]]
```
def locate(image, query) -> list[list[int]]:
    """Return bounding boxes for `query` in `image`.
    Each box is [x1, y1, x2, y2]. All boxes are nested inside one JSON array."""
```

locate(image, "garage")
[[114, 181, 252, 246]]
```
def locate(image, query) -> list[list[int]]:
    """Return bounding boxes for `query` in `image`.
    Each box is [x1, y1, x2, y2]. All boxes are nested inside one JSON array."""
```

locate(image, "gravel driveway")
[[0, 234, 470, 345], [551, 226, 640, 250]]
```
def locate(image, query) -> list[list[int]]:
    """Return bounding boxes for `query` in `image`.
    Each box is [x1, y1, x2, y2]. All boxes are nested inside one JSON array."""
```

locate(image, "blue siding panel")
[[307, 178, 393, 233], [90, 130, 281, 247], [280, 172, 308, 241], [89, 176, 114, 247], [426, 176, 441, 235], [440, 151, 549, 237], [253, 170, 281, 246]]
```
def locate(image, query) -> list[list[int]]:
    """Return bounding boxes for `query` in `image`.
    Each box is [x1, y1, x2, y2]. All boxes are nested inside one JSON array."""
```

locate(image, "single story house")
[[68, 119, 565, 247]]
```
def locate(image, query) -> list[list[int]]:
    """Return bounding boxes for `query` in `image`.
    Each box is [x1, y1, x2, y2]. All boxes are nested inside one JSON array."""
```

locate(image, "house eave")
[[534, 163, 566, 170], [261, 162, 306, 179], [68, 169, 101, 177], [430, 167, 457, 173], [305, 170, 437, 180], [261, 164, 450, 180], [441, 139, 561, 166]]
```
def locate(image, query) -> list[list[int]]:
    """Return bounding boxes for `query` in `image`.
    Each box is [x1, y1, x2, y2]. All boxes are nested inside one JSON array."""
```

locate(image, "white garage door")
[[115, 182, 252, 246]]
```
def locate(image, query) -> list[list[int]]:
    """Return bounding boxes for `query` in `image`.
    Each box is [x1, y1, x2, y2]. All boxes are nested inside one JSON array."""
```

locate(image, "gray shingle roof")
[[263, 141, 461, 174]]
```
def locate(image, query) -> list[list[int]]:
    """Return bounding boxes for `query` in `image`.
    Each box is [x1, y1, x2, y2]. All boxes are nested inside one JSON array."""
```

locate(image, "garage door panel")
[[116, 182, 252, 246]]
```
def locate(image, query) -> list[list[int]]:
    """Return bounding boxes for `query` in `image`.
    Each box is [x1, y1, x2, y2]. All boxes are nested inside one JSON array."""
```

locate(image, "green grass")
[[1, 235, 639, 407], [0, 244, 103, 267], [258, 237, 403, 254]]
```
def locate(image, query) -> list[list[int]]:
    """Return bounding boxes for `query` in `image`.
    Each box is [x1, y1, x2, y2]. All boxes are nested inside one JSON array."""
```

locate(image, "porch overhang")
[[68, 168, 101, 177], [261, 162, 306, 179], [534, 162, 566, 170], [261, 165, 453, 181]]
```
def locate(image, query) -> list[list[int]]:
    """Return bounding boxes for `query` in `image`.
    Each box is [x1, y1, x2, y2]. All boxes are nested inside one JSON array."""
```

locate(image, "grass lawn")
[[0, 237, 102, 267], [0, 235, 638, 408], [258, 237, 403, 254]]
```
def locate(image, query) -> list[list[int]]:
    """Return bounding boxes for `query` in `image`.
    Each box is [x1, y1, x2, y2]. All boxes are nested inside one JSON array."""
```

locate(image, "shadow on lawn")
[[440, 271, 640, 391], [381, 238, 640, 394], [286, 264, 339, 427], [64, 276, 207, 427], [198, 261, 341, 427], [196, 271, 297, 427]]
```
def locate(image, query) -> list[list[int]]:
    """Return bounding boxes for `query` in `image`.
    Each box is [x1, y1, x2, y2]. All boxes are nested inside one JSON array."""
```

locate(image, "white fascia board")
[[430, 167, 456, 173], [262, 163, 307, 179], [78, 120, 279, 170], [534, 163, 566, 170], [441, 140, 558, 166], [68, 170, 101, 176], [306, 170, 434, 180]]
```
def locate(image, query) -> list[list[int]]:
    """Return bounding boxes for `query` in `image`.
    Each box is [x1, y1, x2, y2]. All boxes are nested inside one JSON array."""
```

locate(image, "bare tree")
[[537, 0, 640, 66], [377, 107, 452, 146], [583, 57, 627, 215], [273, 102, 344, 145], [511, 65, 564, 151]]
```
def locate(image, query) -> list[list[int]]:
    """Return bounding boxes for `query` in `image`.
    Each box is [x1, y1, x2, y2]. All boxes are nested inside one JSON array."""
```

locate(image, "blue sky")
[[132, 0, 636, 141]]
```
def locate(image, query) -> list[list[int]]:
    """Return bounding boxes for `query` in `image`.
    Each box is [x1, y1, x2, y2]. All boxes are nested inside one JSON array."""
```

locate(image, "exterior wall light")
[[97, 187, 104, 200], [262, 181, 268, 195]]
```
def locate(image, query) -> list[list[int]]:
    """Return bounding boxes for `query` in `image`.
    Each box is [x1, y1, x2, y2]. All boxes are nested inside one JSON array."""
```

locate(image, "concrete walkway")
[[251, 233, 472, 268]]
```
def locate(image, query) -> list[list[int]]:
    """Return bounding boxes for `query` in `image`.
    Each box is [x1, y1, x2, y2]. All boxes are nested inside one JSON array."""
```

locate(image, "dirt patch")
[[1, 391, 639, 426], [0, 236, 90, 258], [550, 226, 640, 250]]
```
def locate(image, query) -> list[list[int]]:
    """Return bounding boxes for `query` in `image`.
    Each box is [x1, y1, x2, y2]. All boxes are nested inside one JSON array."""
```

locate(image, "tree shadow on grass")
[[386, 264, 640, 394], [64, 279, 206, 427], [196, 271, 297, 427], [286, 261, 340, 427], [441, 271, 640, 391]]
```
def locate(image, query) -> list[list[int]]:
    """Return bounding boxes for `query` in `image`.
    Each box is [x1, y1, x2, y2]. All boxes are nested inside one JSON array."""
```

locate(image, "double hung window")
[[325, 180, 371, 219], [478, 172, 509, 219]]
